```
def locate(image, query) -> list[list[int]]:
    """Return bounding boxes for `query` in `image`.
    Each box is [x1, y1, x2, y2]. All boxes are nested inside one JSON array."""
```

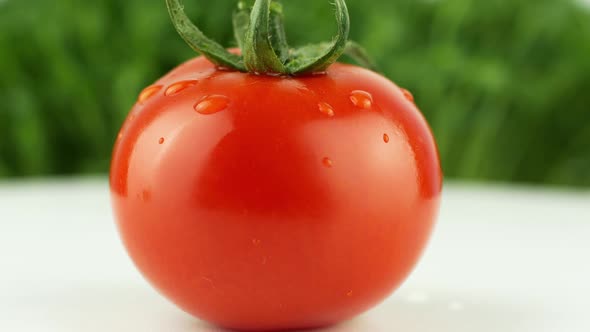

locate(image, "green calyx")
[[165, 0, 376, 76]]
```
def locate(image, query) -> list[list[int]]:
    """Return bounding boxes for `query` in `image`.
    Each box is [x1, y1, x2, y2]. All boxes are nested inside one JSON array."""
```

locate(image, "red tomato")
[[110, 55, 442, 331]]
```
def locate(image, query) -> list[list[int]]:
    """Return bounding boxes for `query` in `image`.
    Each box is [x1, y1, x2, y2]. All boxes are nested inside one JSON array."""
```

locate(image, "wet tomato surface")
[[110, 55, 442, 331]]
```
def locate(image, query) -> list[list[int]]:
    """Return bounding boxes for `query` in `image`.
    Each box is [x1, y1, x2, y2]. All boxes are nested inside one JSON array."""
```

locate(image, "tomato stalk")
[[242, 0, 289, 73], [165, 0, 376, 76], [166, 0, 246, 70]]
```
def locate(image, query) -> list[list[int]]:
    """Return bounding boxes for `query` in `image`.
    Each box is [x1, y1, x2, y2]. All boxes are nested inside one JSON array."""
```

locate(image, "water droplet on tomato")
[[350, 90, 373, 109], [200, 276, 214, 288], [138, 85, 162, 103], [383, 133, 390, 143], [252, 239, 261, 246], [401, 88, 414, 103], [322, 157, 333, 168], [311, 71, 327, 76], [347, 290, 353, 297], [194, 95, 230, 115], [158, 137, 165, 144], [318, 102, 335, 117], [295, 83, 311, 95], [165, 80, 198, 96]]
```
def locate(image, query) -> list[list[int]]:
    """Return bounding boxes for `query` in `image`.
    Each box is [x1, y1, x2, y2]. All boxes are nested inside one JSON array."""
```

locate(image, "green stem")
[[167, 0, 374, 76], [233, 1, 289, 63], [233, 1, 250, 50], [243, 0, 287, 74], [269, 2, 289, 63], [166, 0, 245, 70], [344, 41, 379, 72], [285, 0, 350, 74]]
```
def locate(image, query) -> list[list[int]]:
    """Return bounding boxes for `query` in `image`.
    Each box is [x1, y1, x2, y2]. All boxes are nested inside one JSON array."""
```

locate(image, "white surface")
[[1, 179, 589, 332]]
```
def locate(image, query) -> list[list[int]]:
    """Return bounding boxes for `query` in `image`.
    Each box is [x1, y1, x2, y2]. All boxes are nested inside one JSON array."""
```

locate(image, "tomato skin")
[[110, 55, 442, 331]]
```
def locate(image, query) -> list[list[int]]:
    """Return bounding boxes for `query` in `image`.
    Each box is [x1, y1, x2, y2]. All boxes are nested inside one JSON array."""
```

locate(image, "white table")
[[1, 179, 589, 332]]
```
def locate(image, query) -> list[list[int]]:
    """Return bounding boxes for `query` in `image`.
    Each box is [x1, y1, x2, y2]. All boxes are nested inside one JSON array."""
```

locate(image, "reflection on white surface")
[[0, 179, 589, 331]]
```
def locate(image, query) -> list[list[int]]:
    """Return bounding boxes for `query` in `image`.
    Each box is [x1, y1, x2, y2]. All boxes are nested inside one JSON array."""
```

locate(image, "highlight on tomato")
[[110, 0, 442, 330]]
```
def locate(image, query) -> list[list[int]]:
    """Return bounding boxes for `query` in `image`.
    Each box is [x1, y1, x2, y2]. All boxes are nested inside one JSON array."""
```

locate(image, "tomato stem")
[[243, 0, 287, 74], [344, 41, 378, 72], [232, 2, 250, 51], [283, 0, 350, 74], [166, 0, 376, 76], [166, 0, 246, 70]]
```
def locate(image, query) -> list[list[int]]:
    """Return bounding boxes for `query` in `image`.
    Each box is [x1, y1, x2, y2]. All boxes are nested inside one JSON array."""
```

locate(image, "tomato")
[[110, 54, 442, 330], [111, 0, 442, 329]]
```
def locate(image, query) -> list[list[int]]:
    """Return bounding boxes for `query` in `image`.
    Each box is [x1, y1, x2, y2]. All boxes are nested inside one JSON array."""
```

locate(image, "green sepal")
[[166, 0, 246, 71], [168, 0, 374, 76]]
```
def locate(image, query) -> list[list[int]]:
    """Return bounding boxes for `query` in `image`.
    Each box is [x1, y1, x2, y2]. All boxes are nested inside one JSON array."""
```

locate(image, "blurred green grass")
[[1, 0, 589, 186]]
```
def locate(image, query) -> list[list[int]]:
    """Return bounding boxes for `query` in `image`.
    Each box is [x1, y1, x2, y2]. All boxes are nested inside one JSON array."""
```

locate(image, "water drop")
[[347, 291, 353, 297], [165, 80, 198, 96], [138, 85, 162, 103], [350, 90, 373, 109], [158, 137, 165, 145], [200, 276, 214, 288], [294, 81, 311, 95], [296, 86, 309, 94], [401, 88, 414, 103], [252, 239, 261, 246], [383, 133, 390, 143], [322, 157, 333, 168], [318, 102, 335, 117], [194, 95, 230, 115]]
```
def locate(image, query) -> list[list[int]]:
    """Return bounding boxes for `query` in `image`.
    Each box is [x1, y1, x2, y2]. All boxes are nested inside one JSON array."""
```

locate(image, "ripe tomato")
[[110, 54, 442, 330]]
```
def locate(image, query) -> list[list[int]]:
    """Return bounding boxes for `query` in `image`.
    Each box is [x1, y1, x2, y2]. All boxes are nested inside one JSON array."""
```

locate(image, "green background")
[[1, 0, 589, 186]]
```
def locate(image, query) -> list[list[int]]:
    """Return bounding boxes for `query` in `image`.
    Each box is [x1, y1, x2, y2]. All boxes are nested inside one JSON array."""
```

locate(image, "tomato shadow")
[[186, 290, 546, 332], [26, 283, 546, 332], [185, 318, 372, 332]]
